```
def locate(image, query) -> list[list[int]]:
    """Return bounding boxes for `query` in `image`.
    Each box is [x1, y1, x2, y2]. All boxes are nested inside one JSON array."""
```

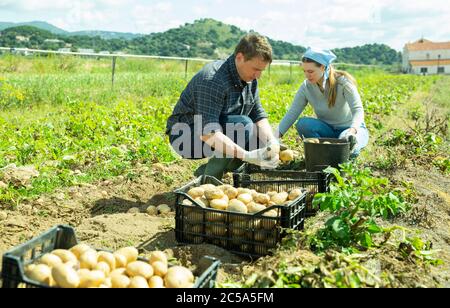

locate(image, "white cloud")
[[1, 0, 449, 51]]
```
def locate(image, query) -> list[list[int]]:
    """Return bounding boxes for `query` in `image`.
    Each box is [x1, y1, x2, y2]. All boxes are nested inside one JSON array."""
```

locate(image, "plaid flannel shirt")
[[166, 55, 268, 135]]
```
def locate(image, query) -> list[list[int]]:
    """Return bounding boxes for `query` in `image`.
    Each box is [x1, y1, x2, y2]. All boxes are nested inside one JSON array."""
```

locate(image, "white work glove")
[[264, 139, 288, 159], [243, 147, 280, 169]]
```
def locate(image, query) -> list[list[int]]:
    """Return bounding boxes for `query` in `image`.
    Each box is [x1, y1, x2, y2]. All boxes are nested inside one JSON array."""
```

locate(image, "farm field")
[[0, 54, 449, 288]]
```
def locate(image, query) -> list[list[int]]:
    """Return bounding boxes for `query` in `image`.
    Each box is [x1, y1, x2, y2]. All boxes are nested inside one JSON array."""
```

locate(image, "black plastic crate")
[[233, 163, 331, 217], [1, 225, 220, 288], [174, 175, 307, 258]]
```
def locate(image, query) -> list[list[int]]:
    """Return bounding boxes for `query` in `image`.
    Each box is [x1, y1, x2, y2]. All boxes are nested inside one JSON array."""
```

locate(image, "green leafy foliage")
[[310, 164, 410, 251]]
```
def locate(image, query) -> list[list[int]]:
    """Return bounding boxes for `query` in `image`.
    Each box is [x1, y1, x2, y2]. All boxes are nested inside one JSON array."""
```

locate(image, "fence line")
[[0, 46, 380, 86]]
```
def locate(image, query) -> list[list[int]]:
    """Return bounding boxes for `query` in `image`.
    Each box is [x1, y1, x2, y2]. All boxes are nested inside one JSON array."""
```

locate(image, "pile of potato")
[[184, 184, 305, 215], [181, 184, 306, 252], [24, 246, 195, 288]]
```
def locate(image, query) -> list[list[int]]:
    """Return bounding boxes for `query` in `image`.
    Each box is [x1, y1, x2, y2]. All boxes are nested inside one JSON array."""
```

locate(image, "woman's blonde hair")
[[303, 57, 357, 108]]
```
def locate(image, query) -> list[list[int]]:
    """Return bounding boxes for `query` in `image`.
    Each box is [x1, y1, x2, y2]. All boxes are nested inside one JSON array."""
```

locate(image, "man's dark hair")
[[234, 33, 273, 63]]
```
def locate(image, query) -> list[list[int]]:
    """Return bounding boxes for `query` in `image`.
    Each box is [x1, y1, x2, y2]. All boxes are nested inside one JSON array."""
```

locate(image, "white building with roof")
[[403, 39, 450, 75]]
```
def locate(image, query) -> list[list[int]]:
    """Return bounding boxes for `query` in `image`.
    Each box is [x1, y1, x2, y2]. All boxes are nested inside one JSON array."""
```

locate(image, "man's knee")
[[221, 115, 254, 146]]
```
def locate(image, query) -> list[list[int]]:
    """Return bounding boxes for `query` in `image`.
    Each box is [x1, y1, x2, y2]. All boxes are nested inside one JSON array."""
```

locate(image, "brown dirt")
[[2, 156, 448, 288]]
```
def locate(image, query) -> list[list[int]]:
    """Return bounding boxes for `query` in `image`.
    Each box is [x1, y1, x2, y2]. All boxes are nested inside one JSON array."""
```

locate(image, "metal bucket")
[[304, 138, 350, 172]]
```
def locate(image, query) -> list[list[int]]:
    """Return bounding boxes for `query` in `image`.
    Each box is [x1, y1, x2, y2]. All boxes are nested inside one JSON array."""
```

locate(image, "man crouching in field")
[[166, 34, 281, 180]]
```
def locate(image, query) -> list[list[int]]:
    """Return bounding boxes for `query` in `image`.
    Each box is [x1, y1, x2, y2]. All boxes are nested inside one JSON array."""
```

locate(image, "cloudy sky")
[[1, 0, 449, 50]]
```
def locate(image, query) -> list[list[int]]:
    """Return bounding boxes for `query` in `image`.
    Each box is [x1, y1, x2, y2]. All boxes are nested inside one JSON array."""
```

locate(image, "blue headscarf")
[[303, 47, 337, 88]]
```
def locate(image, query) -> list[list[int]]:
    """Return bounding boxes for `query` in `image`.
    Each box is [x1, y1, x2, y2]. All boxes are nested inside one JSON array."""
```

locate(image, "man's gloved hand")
[[243, 147, 280, 169], [265, 139, 288, 159]]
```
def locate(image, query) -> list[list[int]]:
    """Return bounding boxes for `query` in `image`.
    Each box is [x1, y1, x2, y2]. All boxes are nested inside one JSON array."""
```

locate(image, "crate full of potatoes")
[[174, 175, 307, 258], [233, 163, 331, 217], [1, 225, 220, 288]]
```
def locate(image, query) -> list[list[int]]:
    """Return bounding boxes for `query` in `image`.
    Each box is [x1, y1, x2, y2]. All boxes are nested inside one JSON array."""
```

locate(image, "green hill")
[[70, 30, 143, 40], [0, 19, 401, 64], [0, 21, 67, 34], [128, 19, 305, 59], [333, 44, 401, 65]]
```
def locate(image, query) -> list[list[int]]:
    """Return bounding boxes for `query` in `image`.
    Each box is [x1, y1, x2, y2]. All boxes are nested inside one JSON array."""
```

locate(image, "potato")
[[164, 266, 194, 288], [271, 192, 289, 205], [52, 249, 78, 264], [227, 199, 248, 213], [229, 221, 246, 237], [38, 253, 63, 268], [64, 261, 80, 271], [237, 188, 252, 195], [205, 211, 225, 222], [148, 275, 165, 288], [267, 191, 278, 198], [126, 261, 154, 279], [280, 150, 294, 163], [187, 187, 204, 199], [247, 202, 266, 214], [204, 188, 225, 200], [146, 206, 158, 216], [205, 225, 227, 237], [101, 277, 112, 288], [218, 185, 238, 199], [79, 249, 98, 270], [98, 251, 116, 271], [182, 199, 193, 206], [250, 190, 258, 199], [200, 184, 216, 191], [110, 274, 130, 288], [289, 189, 304, 201], [69, 244, 92, 260], [52, 264, 80, 288], [152, 261, 168, 277], [305, 138, 320, 144], [116, 247, 138, 264], [261, 210, 279, 230], [113, 253, 128, 268], [94, 262, 111, 276], [25, 264, 36, 273], [237, 193, 253, 205], [110, 268, 126, 276], [210, 198, 228, 211], [255, 193, 270, 205], [26, 264, 53, 286], [149, 251, 168, 265], [193, 197, 209, 208], [78, 270, 105, 288], [186, 211, 203, 223], [157, 204, 171, 215], [129, 276, 149, 288]]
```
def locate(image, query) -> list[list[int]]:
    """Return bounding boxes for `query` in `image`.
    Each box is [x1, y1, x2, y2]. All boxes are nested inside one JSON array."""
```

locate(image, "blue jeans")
[[170, 115, 254, 180], [200, 115, 255, 180], [296, 117, 369, 157]]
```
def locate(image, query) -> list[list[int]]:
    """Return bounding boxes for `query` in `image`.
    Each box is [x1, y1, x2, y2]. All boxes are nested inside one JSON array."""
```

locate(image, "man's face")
[[235, 53, 269, 82]]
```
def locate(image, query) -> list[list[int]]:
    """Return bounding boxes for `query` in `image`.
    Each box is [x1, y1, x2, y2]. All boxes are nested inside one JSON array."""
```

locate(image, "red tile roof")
[[405, 39, 450, 51]]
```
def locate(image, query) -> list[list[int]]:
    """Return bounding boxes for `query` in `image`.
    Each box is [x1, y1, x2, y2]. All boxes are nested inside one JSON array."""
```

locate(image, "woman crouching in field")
[[277, 48, 369, 158]]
